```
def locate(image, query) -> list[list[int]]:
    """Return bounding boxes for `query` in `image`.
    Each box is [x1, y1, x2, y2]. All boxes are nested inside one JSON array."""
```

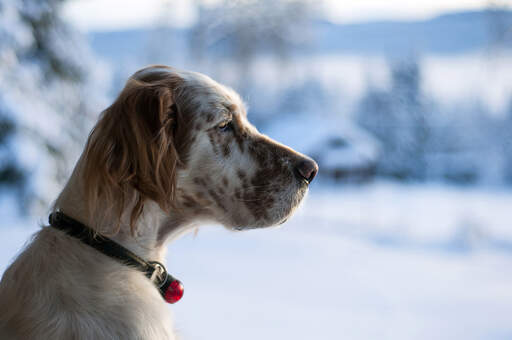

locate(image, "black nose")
[[295, 158, 319, 184]]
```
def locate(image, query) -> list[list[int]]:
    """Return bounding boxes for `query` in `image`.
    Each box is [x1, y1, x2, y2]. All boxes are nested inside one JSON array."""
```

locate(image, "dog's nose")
[[295, 158, 319, 184]]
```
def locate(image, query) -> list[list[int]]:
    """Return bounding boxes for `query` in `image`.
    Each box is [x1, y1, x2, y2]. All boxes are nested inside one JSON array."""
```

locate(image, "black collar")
[[48, 211, 184, 304]]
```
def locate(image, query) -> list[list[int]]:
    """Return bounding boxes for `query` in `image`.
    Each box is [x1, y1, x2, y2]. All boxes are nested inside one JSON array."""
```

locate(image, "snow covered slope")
[[2, 182, 511, 340]]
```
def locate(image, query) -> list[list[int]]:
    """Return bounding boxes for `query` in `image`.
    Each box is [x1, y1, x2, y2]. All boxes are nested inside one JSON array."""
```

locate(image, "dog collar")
[[48, 211, 184, 304]]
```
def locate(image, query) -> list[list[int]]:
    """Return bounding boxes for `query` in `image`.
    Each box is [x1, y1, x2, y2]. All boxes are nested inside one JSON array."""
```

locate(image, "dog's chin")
[[227, 185, 308, 231], [229, 216, 288, 231]]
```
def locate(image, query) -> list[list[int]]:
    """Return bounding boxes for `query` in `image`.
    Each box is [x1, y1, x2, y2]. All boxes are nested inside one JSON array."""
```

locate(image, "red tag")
[[164, 279, 184, 304]]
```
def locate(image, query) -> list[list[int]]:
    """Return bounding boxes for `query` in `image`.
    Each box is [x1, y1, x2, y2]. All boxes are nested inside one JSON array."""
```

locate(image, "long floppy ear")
[[83, 75, 182, 235]]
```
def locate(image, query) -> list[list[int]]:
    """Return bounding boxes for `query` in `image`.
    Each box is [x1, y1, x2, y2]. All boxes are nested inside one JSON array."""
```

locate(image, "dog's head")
[[83, 65, 318, 240]]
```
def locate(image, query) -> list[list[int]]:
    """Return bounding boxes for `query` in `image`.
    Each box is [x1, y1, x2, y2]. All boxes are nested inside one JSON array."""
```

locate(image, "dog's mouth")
[[229, 179, 308, 231], [300, 178, 311, 187], [233, 216, 289, 230], [278, 217, 289, 225]]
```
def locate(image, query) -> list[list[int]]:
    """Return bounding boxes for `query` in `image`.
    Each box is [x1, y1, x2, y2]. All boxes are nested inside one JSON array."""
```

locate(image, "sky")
[[63, 0, 495, 32]]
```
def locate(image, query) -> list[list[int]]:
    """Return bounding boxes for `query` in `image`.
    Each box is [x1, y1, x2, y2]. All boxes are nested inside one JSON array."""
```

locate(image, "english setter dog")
[[0, 65, 318, 339]]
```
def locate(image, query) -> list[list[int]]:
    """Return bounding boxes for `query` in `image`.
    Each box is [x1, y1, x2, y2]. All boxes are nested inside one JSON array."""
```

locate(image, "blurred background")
[[1, 0, 512, 339]]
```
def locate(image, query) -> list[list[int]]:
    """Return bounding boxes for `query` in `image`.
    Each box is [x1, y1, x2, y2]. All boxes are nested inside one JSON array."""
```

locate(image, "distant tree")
[[189, 0, 315, 96], [242, 76, 330, 128], [502, 102, 512, 184], [487, 0, 512, 50], [358, 57, 511, 185], [0, 113, 25, 193], [277, 77, 328, 116], [357, 59, 430, 180], [0, 0, 109, 213]]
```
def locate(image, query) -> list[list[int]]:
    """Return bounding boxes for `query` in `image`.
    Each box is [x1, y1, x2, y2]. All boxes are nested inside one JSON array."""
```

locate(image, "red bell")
[[164, 279, 184, 304]]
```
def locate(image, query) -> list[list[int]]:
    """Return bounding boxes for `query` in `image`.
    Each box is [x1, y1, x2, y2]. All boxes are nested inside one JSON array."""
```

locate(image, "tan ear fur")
[[83, 76, 181, 235]]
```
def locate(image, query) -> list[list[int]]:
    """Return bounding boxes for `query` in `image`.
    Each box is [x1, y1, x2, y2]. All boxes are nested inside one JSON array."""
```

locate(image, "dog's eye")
[[217, 120, 233, 132]]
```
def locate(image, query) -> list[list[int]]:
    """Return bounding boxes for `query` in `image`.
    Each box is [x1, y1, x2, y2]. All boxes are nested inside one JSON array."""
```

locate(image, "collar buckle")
[[149, 261, 169, 288]]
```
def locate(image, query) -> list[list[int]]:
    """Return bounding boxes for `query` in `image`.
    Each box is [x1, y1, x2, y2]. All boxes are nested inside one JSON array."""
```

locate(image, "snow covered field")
[[1, 182, 511, 340]]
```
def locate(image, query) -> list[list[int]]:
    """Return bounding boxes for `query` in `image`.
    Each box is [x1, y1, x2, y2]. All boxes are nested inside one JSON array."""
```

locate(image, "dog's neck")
[[54, 156, 190, 262]]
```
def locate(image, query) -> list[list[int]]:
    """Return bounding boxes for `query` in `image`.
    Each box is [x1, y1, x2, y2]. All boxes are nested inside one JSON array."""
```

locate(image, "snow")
[[0, 0, 112, 212], [1, 6, 511, 339], [2, 182, 511, 340]]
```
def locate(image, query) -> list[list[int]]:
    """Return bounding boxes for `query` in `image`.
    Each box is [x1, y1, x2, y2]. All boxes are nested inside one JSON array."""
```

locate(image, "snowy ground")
[[1, 182, 512, 340]]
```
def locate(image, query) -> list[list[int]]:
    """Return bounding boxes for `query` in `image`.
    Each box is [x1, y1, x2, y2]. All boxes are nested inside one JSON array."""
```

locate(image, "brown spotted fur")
[[0, 65, 317, 340]]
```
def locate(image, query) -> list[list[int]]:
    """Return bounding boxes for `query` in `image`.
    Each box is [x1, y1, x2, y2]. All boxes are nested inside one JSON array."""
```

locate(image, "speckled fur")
[[0, 65, 316, 340]]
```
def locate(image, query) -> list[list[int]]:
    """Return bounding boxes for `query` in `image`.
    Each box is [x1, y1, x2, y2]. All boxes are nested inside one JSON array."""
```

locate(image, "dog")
[[0, 65, 318, 339]]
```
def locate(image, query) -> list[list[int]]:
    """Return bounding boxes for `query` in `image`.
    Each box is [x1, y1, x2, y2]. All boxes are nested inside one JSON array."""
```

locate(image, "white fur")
[[0, 157, 178, 340], [0, 66, 316, 339]]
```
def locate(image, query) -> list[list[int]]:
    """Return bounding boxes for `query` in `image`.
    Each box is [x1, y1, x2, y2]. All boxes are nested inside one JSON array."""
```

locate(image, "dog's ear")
[[83, 73, 183, 235]]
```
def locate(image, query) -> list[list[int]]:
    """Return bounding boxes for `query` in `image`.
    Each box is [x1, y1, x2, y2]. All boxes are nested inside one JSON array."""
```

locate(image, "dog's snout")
[[295, 158, 318, 183]]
